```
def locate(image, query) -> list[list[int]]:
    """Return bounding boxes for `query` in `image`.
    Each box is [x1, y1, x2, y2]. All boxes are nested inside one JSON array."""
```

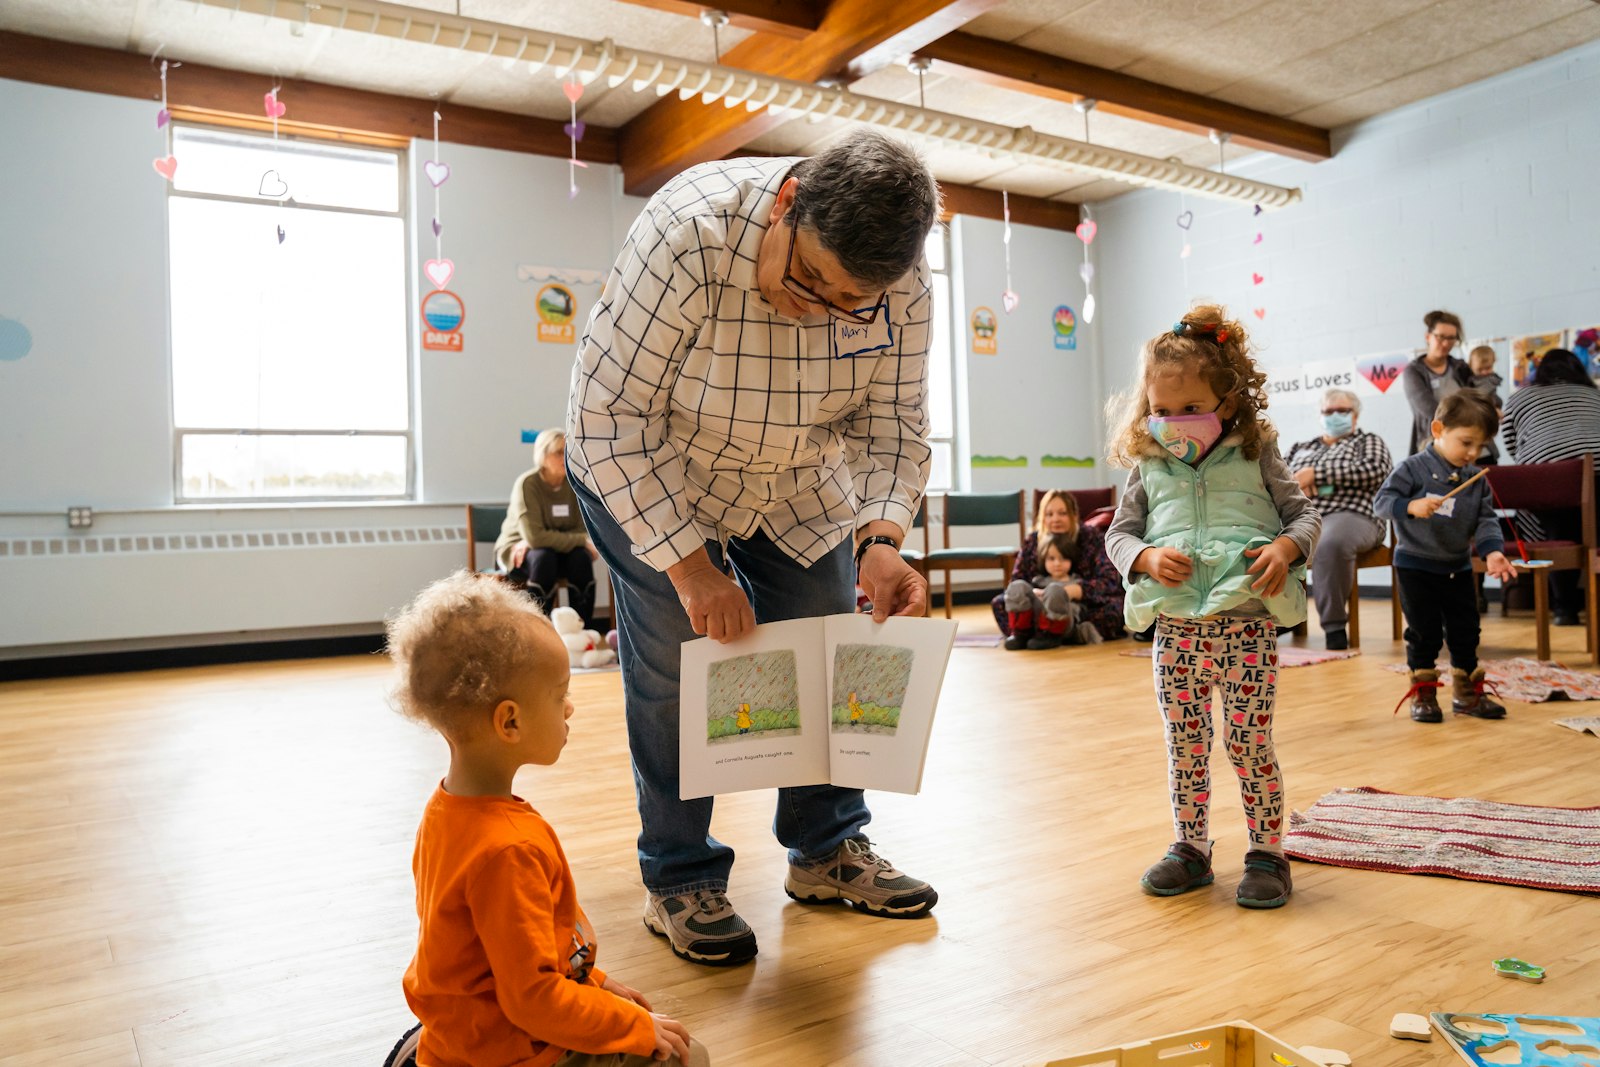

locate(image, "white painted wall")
[[1092, 39, 1600, 470]]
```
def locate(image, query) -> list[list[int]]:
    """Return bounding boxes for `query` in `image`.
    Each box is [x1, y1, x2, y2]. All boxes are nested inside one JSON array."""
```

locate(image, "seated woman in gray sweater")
[[494, 428, 599, 628]]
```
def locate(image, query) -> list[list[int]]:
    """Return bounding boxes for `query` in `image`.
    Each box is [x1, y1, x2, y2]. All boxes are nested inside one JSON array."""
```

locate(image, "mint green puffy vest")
[[1123, 443, 1307, 631]]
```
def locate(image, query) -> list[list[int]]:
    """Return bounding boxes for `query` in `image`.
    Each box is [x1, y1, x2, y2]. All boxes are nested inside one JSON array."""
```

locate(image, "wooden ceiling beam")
[[938, 184, 1079, 232], [917, 32, 1332, 163], [608, 0, 823, 39], [0, 30, 617, 161], [618, 0, 1002, 197]]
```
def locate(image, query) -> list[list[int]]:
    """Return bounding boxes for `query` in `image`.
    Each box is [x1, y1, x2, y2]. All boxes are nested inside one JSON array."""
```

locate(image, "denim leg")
[[722, 530, 873, 864], [570, 476, 733, 896]]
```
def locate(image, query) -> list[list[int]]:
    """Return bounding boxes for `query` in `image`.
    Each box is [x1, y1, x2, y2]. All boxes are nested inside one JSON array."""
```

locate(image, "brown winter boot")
[[1451, 667, 1506, 719], [1396, 668, 1443, 723], [1004, 610, 1034, 651]]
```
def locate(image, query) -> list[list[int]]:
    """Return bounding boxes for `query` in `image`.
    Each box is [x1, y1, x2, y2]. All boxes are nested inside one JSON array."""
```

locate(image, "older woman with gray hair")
[[1284, 387, 1394, 650]]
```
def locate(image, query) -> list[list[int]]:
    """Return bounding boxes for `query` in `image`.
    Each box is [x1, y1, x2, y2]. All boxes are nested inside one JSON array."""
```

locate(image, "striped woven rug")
[[1285, 787, 1600, 894]]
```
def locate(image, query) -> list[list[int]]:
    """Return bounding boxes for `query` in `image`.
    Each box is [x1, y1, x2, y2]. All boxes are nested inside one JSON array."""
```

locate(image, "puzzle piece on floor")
[[1492, 957, 1546, 983], [1431, 1013, 1600, 1067], [1392, 1013, 1432, 1041], [1299, 1047, 1351, 1066]]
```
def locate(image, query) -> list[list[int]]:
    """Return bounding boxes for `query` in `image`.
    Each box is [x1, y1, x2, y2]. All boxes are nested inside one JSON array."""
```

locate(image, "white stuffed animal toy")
[[550, 606, 616, 669]]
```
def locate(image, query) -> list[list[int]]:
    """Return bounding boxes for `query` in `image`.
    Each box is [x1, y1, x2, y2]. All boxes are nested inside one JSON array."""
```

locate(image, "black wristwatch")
[[854, 534, 900, 569]]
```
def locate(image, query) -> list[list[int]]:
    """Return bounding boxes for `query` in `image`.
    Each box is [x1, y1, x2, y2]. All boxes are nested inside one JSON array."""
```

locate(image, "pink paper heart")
[[1253, 232, 1263, 244], [1252, 272, 1265, 285], [1253, 308, 1266, 320], [1001, 290, 1019, 313], [1075, 220, 1097, 245], [263, 91, 286, 119], [562, 80, 584, 103], [563, 120, 586, 141], [1356, 351, 1410, 394], [152, 155, 178, 181], [423, 160, 450, 187], [156, 108, 171, 129], [424, 258, 455, 289]]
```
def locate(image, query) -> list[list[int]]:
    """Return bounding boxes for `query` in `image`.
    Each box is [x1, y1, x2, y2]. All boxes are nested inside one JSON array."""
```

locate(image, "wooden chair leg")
[[1534, 570, 1550, 662], [943, 572, 953, 620], [1347, 574, 1361, 649]]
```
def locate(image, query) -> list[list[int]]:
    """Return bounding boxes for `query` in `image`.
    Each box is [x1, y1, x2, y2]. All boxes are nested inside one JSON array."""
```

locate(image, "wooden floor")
[[3, 599, 1597, 1067]]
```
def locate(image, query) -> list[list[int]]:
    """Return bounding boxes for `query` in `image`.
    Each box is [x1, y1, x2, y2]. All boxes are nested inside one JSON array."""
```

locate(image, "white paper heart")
[[1082, 293, 1096, 324], [1001, 290, 1019, 314], [1078, 262, 1095, 285], [1180, 242, 1192, 259], [1176, 210, 1193, 230], [424, 160, 451, 187], [424, 258, 455, 289], [258, 169, 289, 199]]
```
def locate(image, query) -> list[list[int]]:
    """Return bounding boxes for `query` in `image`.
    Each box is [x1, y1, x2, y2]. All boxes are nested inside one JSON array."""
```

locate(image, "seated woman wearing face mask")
[[1283, 387, 1395, 650]]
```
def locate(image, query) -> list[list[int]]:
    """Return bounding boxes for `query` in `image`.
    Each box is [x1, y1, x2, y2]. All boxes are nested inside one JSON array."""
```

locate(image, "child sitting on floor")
[[383, 571, 708, 1067], [1001, 532, 1102, 649]]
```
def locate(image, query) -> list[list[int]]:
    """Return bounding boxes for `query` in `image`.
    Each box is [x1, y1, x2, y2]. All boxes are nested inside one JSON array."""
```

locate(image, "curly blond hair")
[[386, 571, 554, 738], [1106, 303, 1273, 467]]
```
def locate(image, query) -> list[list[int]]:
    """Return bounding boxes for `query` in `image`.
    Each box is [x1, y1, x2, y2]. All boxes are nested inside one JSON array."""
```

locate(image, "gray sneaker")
[[784, 836, 938, 917], [643, 889, 757, 967]]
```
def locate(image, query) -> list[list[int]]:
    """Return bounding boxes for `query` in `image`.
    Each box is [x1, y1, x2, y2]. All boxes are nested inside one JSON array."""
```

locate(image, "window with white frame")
[[167, 126, 411, 502], [924, 223, 956, 493]]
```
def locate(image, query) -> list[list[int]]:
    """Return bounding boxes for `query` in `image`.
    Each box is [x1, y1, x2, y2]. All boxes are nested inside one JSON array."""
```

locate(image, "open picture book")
[[678, 614, 958, 799]]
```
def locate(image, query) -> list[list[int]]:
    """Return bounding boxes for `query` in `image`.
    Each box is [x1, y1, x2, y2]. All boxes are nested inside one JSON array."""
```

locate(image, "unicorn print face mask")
[[1147, 411, 1224, 465]]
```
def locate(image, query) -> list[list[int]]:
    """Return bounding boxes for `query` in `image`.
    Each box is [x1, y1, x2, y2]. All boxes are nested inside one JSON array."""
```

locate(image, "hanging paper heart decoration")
[[1078, 262, 1095, 284], [1176, 210, 1193, 230], [258, 169, 289, 198], [152, 155, 178, 181], [1253, 232, 1263, 244], [156, 108, 171, 129], [424, 160, 450, 187], [1082, 292, 1096, 324], [424, 257, 455, 289], [1001, 290, 1019, 314], [562, 81, 584, 103], [1180, 242, 1191, 259], [1074, 220, 1097, 245], [432, 217, 442, 237], [1252, 272, 1265, 285], [1253, 307, 1266, 320], [1355, 351, 1410, 394], [263, 91, 286, 119], [563, 120, 586, 141], [276, 225, 286, 244], [1253, 204, 1263, 216]]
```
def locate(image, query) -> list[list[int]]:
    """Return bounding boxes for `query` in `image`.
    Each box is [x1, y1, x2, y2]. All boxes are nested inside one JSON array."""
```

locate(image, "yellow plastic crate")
[[1034, 1020, 1332, 1067]]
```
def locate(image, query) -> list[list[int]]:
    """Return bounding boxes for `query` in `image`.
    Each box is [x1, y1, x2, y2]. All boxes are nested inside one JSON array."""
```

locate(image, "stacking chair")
[[920, 490, 1026, 619], [1473, 453, 1595, 661], [1346, 525, 1402, 650], [1030, 486, 1117, 525], [465, 503, 613, 627]]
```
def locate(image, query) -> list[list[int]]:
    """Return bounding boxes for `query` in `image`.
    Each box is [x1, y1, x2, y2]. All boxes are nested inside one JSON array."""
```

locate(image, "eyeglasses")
[[781, 226, 882, 325], [1430, 332, 1460, 345], [1321, 407, 1355, 415]]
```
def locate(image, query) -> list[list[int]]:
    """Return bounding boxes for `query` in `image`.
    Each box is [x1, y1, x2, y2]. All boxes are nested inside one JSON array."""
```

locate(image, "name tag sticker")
[[833, 304, 893, 358], [552, 503, 571, 518], [1424, 493, 1457, 518]]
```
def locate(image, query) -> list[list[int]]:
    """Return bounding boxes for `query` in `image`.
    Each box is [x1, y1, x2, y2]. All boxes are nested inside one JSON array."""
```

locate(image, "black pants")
[[1397, 566, 1479, 671], [508, 546, 595, 628], [1532, 509, 1584, 617]]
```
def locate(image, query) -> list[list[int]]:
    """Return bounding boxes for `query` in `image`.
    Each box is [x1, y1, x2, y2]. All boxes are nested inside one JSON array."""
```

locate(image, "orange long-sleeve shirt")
[[403, 785, 656, 1067]]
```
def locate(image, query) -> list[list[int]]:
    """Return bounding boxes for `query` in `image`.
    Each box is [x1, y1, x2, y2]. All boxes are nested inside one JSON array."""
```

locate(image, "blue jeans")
[[571, 475, 871, 896]]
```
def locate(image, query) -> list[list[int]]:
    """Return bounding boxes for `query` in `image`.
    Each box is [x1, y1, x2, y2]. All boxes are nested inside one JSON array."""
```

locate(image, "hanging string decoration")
[[563, 78, 588, 199], [262, 84, 290, 241], [1000, 190, 1018, 314], [1075, 213, 1097, 324], [424, 108, 454, 290], [152, 54, 178, 181]]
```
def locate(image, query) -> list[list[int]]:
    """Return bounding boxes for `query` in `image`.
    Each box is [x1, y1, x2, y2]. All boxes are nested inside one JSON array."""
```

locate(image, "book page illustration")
[[831, 644, 914, 737], [706, 650, 802, 745]]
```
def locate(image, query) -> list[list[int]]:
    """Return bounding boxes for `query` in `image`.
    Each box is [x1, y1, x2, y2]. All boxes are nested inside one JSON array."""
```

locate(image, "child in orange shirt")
[[383, 571, 709, 1067]]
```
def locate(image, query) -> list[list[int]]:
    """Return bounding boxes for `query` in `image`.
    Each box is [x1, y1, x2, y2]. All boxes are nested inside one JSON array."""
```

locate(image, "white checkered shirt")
[[566, 156, 932, 571]]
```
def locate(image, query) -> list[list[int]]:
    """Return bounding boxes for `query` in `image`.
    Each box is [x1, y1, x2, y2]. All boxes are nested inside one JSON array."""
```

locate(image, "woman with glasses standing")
[[1285, 388, 1394, 649], [1401, 310, 1474, 455]]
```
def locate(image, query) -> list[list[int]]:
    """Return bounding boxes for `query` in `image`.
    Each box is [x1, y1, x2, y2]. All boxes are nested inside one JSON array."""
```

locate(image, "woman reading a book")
[[566, 130, 942, 970]]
